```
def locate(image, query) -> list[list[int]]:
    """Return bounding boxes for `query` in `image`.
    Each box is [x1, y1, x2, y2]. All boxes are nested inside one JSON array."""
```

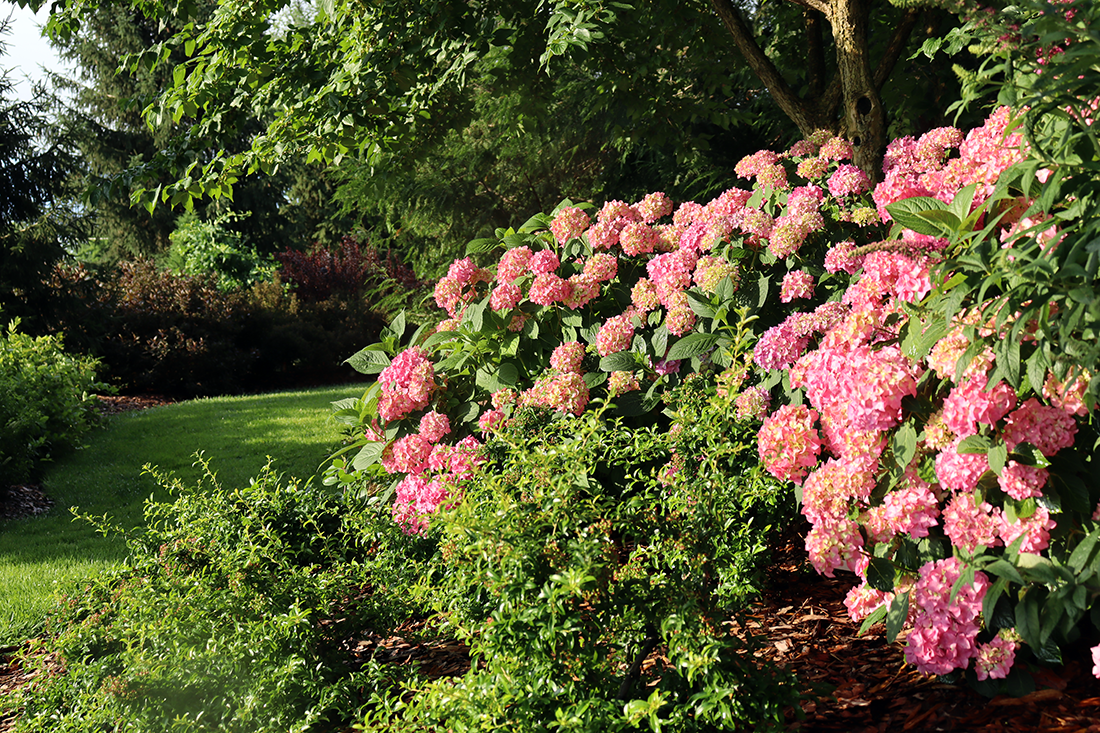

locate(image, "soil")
[[2, 396, 1098, 731]]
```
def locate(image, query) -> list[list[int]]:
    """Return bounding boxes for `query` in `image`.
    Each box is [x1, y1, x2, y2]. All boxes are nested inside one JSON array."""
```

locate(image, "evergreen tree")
[[0, 19, 83, 327]]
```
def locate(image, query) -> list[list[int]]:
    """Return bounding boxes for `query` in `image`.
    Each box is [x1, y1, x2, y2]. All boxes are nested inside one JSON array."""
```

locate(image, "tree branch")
[[873, 8, 922, 90], [617, 625, 660, 700], [805, 9, 827, 98], [785, 0, 833, 18], [709, 0, 820, 136]]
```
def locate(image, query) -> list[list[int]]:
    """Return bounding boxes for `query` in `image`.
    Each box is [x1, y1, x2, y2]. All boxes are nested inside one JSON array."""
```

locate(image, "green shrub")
[[0, 320, 104, 486], [165, 210, 277, 291], [13, 459, 388, 733], [352, 374, 800, 732]]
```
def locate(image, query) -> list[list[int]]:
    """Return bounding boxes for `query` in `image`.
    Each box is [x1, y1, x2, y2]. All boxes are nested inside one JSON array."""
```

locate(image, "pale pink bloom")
[[529, 249, 560, 275], [975, 634, 1018, 681], [844, 582, 892, 622], [582, 252, 618, 282], [999, 506, 1056, 553], [942, 492, 1001, 552], [418, 411, 451, 444], [551, 342, 586, 374], [497, 246, 533, 283], [941, 378, 1017, 438], [780, 270, 815, 303], [550, 207, 591, 245], [608, 371, 640, 396], [1001, 398, 1077, 456], [489, 282, 522, 311], [635, 191, 674, 223], [735, 385, 771, 420], [595, 314, 634, 357], [904, 557, 989, 676], [935, 437, 991, 493], [758, 404, 823, 484], [998, 461, 1048, 500], [805, 514, 867, 577]]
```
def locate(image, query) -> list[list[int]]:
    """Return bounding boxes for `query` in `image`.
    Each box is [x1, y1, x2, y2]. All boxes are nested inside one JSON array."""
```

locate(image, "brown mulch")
[[92, 393, 178, 416], [1, 391, 1097, 729]]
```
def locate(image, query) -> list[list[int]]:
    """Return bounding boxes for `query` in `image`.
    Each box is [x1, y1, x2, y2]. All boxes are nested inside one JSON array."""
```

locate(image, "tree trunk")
[[830, 0, 886, 181]]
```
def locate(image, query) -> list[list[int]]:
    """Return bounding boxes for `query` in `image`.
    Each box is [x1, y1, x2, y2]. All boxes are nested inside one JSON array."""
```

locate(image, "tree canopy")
[[28, 0, 976, 213]]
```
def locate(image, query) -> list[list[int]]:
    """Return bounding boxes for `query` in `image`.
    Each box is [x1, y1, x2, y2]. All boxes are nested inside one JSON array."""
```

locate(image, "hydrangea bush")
[[332, 101, 1100, 699]]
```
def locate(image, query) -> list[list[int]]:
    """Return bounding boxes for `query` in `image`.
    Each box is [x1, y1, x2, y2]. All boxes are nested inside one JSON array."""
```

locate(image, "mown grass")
[[0, 383, 364, 645]]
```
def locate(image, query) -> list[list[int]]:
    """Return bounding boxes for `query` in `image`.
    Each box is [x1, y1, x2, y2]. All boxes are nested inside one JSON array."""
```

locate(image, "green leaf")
[[1068, 527, 1100, 573], [957, 434, 991, 454], [344, 346, 391, 375], [497, 362, 520, 387], [387, 311, 407, 341], [351, 441, 386, 471], [987, 442, 1008, 475], [885, 592, 910, 643], [866, 556, 895, 592], [886, 196, 950, 235], [600, 352, 637, 372], [858, 605, 888, 636], [465, 237, 500, 255], [893, 423, 917, 468], [665, 332, 722, 361], [685, 290, 715, 319], [983, 576, 1009, 626]]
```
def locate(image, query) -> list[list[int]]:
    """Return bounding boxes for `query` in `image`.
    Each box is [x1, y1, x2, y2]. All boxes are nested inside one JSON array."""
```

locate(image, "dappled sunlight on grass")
[[0, 384, 360, 644]]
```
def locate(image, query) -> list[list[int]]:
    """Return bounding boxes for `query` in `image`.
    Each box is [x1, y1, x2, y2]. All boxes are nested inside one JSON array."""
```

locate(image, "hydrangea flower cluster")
[[749, 106, 1098, 682]]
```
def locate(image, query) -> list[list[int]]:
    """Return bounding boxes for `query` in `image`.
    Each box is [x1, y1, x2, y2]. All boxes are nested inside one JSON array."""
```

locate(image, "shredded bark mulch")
[[92, 393, 177, 416], [0, 485, 54, 521]]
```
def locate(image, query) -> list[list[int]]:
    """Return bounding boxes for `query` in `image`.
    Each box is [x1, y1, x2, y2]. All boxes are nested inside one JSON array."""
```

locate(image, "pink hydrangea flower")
[[998, 460, 1048, 500], [824, 240, 864, 275], [528, 273, 572, 305], [753, 316, 812, 371], [819, 137, 854, 161], [999, 506, 1056, 553], [524, 372, 590, 415], [563, 275, 600, 310], [447, 257, 483, 286], [735, 385, 771, 420], [582, 252, 618, 282], [844, 582, 893, 622], [636, 191, 673, 223], [935, 437, 991, 492], [1043, 372, 1091, 416], [378, 348, 437, 423], [780, 270, 815, 303], [665, 291, 697, 336], [797, 156, 830, 179], [975, 634, 1018, 681], [827, 164, 871, 197], [595, 313, 635, 357], [497, 246, 533, 283], [608, 370, 640, 396], [449, 435, 485, 479], [882, 480, 940, 539], [478, 408, 507, 435], [489, 282, 522, 311], [1001, 398, 1078, 457], [529, 249, 561, 275], [597, 199, 641, 225], [735, 149, 780, 178], [801, 457, 876, 523], [941, 378, 1018, 438], [619, 221, 661, 256], [390, 434, 433, 475], [551, 341, 586, 373], [1092, 644, 1100, 679], [943, 492, 1001, 552], [418, 411, 451, 444], [758, 404, 823, 484], [551, 207, 591, 245], [904, 557, 990, 676], [631, 278, 660, 312], [805, 514, 867, 577]]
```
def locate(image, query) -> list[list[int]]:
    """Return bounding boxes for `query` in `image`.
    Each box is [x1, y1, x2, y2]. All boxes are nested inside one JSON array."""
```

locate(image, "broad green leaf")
[[465, 237, 499, 255], [957, 434, 991, 454], [351, 441, 386, 471], [987, 442, 1008, 475], [344, 346, 391, 375], [600, 352, 637, 372], [893, 423, 917, 468], [1068, 527, 1100, 572], [885, 592, 910, 642], [665, 332, 722, 361]]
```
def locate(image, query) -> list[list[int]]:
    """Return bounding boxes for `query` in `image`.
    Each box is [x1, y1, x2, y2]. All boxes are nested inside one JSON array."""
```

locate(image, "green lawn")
[[0, 383, 365, 644]]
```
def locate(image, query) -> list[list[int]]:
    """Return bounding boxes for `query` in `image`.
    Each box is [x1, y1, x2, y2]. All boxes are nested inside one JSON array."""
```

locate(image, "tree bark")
[[831, 0, 885, 181]]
